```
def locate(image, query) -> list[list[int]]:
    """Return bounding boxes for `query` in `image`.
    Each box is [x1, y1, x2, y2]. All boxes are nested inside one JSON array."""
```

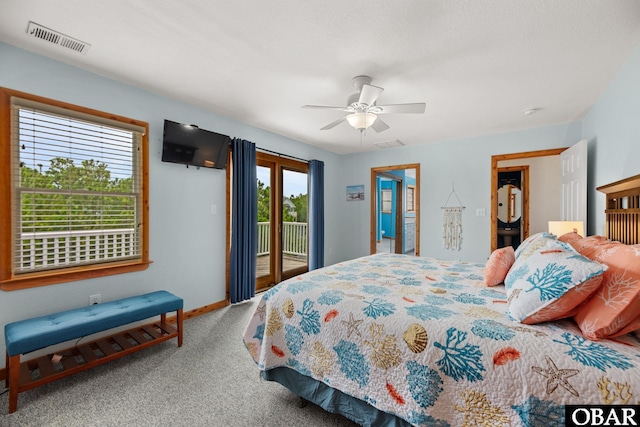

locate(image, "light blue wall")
[[338, 122, 582, 263], [1, 41, 639, 367], [337, 46, 640, 264], [581, 46, 640, 236], [0, 43, 343, 361]]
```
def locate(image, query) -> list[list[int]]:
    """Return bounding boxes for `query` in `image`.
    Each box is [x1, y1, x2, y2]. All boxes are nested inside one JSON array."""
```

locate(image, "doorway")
[[496, 166, 529, 250], [370, 164, 420, 256], [377, 174, 403, 254], [490, 148, 566, 252], [256, 152, 309, 291]]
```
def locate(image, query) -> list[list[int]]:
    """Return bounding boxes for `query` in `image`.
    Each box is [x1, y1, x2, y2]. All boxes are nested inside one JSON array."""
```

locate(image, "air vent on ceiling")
[[374, 140, 405, 149], [27, 21, 91, 55]]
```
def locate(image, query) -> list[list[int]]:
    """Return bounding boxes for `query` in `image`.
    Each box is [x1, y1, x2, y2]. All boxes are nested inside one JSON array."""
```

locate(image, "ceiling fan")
[[302, 75, 426, 133]]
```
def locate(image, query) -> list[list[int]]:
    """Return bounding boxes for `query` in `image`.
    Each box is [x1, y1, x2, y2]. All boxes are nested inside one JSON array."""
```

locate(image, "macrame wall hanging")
[[441, 183, 465, 251]]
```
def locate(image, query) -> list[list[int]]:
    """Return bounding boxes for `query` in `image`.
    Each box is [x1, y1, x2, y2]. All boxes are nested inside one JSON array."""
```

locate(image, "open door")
[[561, 139, 587, 223]]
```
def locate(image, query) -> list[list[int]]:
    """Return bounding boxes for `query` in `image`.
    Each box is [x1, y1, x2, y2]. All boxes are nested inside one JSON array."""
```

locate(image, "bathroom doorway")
[[496, 166, 529, 250], [370, 164, 420, 256], [490, 148, 566, 252]]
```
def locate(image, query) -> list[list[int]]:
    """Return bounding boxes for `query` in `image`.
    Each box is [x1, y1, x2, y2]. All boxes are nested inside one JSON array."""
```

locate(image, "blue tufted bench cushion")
[[5, 290, 183, 357]]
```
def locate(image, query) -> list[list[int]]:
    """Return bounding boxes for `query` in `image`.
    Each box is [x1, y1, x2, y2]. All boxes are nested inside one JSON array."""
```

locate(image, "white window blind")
[[406, 186, 415, 212], [381, 189, 392, 213], [11, 98, 143, 273]]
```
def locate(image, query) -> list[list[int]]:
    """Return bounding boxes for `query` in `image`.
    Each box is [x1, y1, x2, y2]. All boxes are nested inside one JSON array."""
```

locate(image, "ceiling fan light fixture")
[[346, 112, 377, 130]]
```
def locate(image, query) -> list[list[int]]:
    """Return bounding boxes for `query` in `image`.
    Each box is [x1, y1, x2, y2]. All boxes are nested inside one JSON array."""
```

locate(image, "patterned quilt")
[[243, 253, 640, 426]]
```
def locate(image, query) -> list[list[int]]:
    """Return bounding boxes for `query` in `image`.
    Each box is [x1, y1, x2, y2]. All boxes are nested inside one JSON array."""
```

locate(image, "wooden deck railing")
[[19, 222, 307, 272], [257, 222, 307, 256], [18, 229, 137, 271]]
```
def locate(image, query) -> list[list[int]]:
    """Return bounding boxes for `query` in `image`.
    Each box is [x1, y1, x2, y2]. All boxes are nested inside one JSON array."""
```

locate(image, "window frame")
[[254, 151, 309, 290], [406, 185, 416, 213], [381, 189, 393, 213], [0, 87, 150, 291]]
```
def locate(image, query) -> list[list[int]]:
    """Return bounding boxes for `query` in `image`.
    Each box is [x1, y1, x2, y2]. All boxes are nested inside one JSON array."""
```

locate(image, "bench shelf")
[[4, 290, 183, 413], [14, 320, 179, 395]]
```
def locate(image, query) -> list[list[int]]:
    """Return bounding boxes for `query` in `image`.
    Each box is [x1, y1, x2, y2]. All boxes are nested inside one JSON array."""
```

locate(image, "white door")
[[560, 139, 587, 222]]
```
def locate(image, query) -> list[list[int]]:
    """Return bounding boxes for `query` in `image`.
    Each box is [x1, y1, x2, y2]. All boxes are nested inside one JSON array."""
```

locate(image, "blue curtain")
[[230, 138, 257, 303], [308, 159, 325, 270]]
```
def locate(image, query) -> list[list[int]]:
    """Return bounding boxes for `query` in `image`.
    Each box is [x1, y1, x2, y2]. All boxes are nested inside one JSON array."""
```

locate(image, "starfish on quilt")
[[531, 355, 580, 396], [341, 312, 364, 338], [254, 303, 267, 321]]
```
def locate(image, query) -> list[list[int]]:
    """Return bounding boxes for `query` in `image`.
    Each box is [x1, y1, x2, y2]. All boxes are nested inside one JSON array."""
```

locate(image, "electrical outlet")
[[89, 294, 102, 305]]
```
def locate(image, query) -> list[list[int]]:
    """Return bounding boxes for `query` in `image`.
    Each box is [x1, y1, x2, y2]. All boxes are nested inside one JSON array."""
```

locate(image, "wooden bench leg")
[[160, 310, 183, 347], [8, 354, 20, 414], [4, 352, 8, 389], [176, 309, 183, 347]]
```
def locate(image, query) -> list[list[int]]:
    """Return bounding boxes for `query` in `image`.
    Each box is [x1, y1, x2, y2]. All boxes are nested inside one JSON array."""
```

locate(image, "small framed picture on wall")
[[346, 185, 365, 201]]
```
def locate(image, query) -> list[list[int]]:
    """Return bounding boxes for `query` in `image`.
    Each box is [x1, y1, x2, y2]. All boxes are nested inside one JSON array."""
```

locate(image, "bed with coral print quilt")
[[242, 253, 640, 427]]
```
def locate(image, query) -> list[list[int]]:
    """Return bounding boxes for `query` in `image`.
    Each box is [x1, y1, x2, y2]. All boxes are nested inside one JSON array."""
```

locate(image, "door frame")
[[496, 165, 529, 248], [393, 180, 403, 254], [370, 163, 420, 255], [255, 156, 277, 291], [255, 152, 309, 291], [490, 148, 566, 252], [377, 172, 404, 253]]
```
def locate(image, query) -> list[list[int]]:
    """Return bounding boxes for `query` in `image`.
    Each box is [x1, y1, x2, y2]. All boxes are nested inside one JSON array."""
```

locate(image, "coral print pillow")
[[514, 232, 559, 260], [558, 232, 583, 246], [504, 247, 607, 324], [484, 246, 515, 286], [568, 237, 640, 339]]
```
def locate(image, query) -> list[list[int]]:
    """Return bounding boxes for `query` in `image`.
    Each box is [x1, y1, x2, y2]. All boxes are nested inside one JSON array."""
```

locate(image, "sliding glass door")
[[256, 161, 274, 289], [256, 152, 308, 291]]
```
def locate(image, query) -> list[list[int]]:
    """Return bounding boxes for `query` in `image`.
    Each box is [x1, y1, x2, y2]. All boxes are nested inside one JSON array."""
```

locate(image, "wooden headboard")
[[597, 174, 640, 244]]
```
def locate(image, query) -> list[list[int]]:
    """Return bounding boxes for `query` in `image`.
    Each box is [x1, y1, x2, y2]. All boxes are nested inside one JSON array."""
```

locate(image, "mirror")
[[497, 184, 521, 223]]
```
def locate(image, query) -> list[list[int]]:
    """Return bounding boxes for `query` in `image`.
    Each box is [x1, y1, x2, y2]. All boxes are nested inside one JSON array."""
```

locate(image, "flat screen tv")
[[162, 120, 230, 170]]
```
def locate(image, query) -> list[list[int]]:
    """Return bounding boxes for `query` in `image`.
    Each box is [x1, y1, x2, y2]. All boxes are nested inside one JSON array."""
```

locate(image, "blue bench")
[[4, 290, 183, 413]]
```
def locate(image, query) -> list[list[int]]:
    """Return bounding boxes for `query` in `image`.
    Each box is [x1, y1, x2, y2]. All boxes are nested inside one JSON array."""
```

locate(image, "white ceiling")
[[1, 1, 640, 155]]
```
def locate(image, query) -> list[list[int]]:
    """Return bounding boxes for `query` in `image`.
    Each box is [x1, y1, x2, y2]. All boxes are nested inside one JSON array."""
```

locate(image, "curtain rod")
[[256, 147, 309, 163]]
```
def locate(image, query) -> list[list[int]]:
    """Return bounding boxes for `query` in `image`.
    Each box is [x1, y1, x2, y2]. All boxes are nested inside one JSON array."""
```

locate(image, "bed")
[[242, 176, 640, 427]]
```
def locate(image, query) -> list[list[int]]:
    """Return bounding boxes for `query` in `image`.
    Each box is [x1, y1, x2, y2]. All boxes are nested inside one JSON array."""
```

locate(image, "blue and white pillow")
[[514, 232, 557, 260], [504, 246, 607, 324]]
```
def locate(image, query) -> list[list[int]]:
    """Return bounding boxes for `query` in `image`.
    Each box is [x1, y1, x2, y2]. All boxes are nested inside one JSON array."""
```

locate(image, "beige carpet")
[[0, 298, 358, 426]]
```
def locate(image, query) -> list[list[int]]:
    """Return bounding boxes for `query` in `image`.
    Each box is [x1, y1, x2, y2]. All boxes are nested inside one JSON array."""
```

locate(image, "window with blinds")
[[0, 88, 150, 289], [381, 189, 392, 213], [406, 185, 416, 213]]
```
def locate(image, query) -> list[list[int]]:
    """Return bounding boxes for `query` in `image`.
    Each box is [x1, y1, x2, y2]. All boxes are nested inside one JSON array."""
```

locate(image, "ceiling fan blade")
[[320, 116, 347, 130], [302, 105, 350, 111], [375, 103, 426, 114], [358, 84, 384, 107], [371, 117, 390, 133]]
